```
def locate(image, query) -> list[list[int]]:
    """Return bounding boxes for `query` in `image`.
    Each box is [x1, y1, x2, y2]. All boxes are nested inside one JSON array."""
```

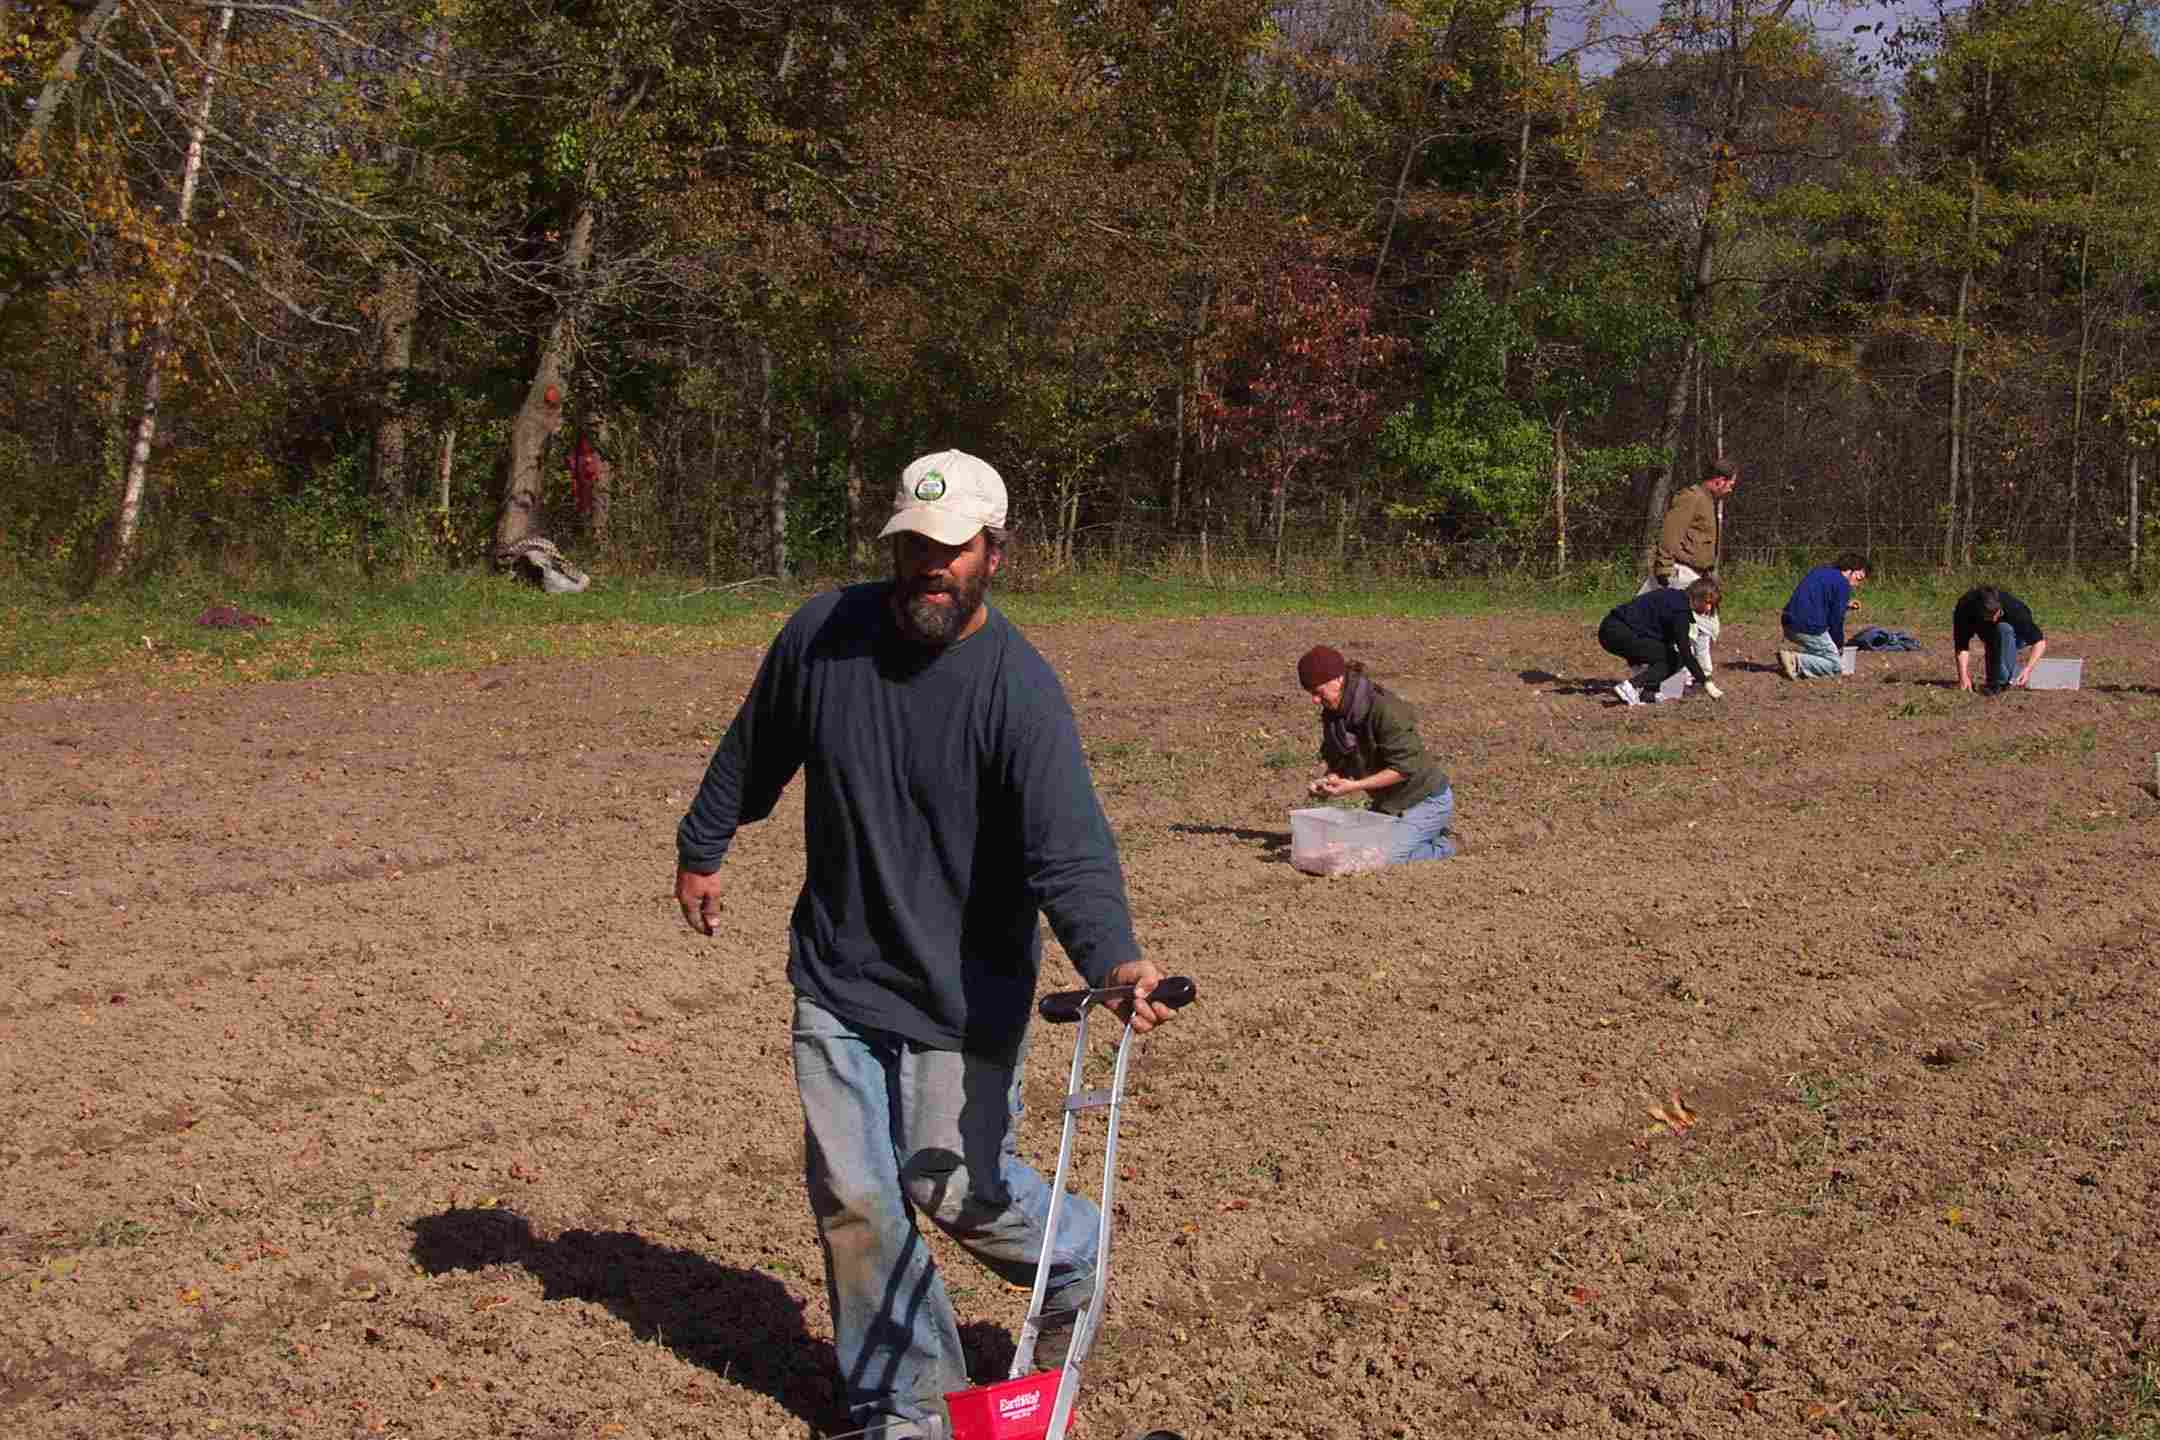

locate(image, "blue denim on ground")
[[1782, 625, 1843, 679], [1984, 622, 2022, 687], [792, 995, 1097, 1437], [1387, 785, 1458, 864]]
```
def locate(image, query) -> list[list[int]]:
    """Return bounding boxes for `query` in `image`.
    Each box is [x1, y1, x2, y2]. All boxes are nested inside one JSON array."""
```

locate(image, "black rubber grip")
[[1038, 975, 1196, 1024]]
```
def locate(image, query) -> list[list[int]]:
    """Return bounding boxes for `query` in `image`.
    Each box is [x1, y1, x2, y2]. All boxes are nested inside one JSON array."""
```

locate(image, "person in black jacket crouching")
[[1598, 576, 1725, 707]]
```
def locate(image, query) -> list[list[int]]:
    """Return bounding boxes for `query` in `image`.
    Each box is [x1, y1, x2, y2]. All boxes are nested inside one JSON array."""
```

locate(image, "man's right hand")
[[675, 867, 724, 935]]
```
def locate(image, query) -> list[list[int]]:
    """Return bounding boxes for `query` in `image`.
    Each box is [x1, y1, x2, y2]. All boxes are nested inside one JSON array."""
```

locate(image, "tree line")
[[3, 0, 2156, 588]]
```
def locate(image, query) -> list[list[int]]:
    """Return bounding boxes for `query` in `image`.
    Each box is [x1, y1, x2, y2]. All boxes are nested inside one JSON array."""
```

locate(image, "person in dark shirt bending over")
[[1599, 576, 1725, 707], [1953, 585, 2048, 694], [674, 450, 1177, 1440]]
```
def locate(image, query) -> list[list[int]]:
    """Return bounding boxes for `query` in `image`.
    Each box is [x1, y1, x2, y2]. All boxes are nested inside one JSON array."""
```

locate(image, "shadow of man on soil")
[[409, 1207, 1020, 1437], [1168, 821, 1292, 862], [411, 1207, 848, 1429]]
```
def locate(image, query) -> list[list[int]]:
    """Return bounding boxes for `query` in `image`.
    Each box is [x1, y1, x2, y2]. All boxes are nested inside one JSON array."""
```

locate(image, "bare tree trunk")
[[2130, 451, 2142, 595], [437, 424, 457, 513], [1945, 56, 1992, 571], [1961, 408, 1978, 567], [1270, 470, 1287, 577], [1171, 66, 1234, 535], [2065, 6, 2138, 574], [1552, 415, 1569, 574], [93, 317, 124, 484], [495, 191, 595, 552], [2063, 168, 2125, 577], [1369, 12, 1463, 322], [1502, 0, 1538, 311], [372, 264, 419, 517], [104, 5, 233, 580], [1115, 469, 1133, 570], [1641, 332, 1700, 573], [845, 400, 865, 567], [1945, 191, 1979, 570], [705, 401, 724, 579], [1171, 384, 1191, 533], [23, 0, 122, 159], [1640, 115, 1724, 572], [1640, 0, 1795, 575], [589, 417, 613, 544], [1690, 347, 1704, 479], [760, 341, 787, 577], [758, 31, 799, 579], [2068, 259, 2090, 572]]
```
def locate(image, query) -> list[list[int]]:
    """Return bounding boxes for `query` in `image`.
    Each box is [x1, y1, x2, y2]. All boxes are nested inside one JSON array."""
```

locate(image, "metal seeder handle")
[[1010, 974, 1197, 1440], [1037, 975, 1197, 1024]]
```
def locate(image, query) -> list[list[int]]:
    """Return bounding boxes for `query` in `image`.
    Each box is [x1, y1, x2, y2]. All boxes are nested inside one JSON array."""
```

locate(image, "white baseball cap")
[[878, 450, 1008, 546]]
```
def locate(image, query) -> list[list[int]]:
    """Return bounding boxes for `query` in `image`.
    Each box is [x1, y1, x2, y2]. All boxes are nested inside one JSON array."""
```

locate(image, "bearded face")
[[892, 532, 998, 648]]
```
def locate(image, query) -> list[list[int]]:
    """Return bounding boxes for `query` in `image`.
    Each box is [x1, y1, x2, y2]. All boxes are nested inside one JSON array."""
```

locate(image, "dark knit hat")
[[1297, 645, 1346, 691]]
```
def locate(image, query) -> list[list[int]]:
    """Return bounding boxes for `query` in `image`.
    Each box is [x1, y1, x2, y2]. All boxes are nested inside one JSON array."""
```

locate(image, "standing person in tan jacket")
[[1636, 462, 1737, 682]]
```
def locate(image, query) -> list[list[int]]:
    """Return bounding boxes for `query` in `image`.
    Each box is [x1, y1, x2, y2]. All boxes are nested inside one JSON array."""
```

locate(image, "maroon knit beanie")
[[1297, 645, 1346, 691]]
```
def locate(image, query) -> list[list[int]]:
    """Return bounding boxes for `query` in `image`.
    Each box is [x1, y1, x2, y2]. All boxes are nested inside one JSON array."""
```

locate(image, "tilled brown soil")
[[4, 608, 2158, 1440]]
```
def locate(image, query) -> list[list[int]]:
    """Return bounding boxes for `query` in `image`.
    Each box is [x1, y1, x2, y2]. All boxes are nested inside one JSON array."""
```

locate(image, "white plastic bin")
[[1840, 646, 1857, 675], [1289, 807, 1401, 876], [1657, 671, 1690, 702], [2026, 657, 2083, 690]]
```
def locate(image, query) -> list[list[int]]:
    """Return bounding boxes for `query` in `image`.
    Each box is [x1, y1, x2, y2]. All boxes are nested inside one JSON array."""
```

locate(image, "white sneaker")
[[1614, 680, 1643, 707]]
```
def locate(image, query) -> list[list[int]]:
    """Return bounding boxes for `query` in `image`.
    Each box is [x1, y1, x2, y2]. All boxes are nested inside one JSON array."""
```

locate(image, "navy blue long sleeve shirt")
[[677, 583, 1139, 1058], [1952, 588, 2043, 653], [1781, 566, 1853, 650], [1608, 587, 1710, 684]]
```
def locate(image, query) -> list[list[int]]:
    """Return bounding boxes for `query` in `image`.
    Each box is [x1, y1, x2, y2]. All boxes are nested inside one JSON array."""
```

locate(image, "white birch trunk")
[[106, 5, 233, 579], [2130, 451, 2141, 592], [24, 0, 123, 158], [1552, 416, 1568, 574]]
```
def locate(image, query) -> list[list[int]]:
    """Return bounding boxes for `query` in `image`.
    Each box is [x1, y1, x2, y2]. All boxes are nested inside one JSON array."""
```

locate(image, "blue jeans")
[[1782, 625, 1843, 679], [793, 995, 1098, 1435], [1982, 622, 2022, 687], [1386, 786, 1457, 864]]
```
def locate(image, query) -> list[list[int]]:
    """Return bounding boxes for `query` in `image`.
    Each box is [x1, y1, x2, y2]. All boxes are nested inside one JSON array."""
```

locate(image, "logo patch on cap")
[[913, 472, 947, 502]]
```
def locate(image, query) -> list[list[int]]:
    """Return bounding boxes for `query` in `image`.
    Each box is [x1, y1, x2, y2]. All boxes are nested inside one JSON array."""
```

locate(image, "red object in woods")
[[567, 433, 603, 518]]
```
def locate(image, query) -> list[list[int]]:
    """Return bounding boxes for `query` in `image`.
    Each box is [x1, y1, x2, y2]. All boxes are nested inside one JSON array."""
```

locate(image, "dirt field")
[[5, 606, 2160, 1440]]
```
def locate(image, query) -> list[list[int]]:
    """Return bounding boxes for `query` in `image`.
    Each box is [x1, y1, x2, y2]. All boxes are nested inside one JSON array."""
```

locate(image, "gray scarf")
[[1321, 671, 1376, 771]]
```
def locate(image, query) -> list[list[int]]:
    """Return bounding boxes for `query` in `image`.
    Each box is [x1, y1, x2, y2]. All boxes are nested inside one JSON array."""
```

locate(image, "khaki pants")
[[1636, 565, 1718, 678]]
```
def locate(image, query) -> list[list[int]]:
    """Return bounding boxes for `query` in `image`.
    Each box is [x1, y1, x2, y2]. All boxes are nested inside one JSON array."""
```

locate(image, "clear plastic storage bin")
[[1289, 807, 1401, 876], [2026, 657, 2082, 690]]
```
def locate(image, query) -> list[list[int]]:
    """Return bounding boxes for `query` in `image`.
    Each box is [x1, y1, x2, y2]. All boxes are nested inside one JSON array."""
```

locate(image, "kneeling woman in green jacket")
[[1296, 645, 1457, 864]]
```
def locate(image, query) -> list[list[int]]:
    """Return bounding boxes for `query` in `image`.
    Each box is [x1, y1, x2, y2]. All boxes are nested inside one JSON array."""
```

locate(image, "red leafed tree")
[[1198, 259, 1405, 574]]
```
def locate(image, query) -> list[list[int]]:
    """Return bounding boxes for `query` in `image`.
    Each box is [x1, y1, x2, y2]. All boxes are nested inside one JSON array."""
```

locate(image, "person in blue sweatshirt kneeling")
[[1777, 554, 1870, 680]]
